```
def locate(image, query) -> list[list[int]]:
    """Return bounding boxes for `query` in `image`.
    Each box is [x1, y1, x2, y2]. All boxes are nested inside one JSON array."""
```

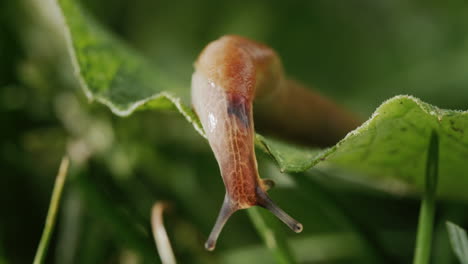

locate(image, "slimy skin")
[[191, 35, 359, 251], [191, 35, 302, 251]]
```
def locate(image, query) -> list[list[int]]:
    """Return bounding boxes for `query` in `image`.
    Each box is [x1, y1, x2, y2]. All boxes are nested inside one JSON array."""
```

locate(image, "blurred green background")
[[1, 0, 468, 263]]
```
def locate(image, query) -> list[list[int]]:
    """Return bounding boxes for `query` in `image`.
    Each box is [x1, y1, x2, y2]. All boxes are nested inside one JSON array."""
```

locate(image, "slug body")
[[192, 36, 302, 251]]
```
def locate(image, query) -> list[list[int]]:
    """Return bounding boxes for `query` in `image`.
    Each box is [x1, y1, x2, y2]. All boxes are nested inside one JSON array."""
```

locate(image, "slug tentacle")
[[192, 35, 359, 250], [205, 195, 236, 251], [255, 186, 303, 233]]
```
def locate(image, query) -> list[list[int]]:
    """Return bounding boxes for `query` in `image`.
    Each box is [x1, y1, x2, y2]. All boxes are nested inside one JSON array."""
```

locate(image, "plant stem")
[[413, 190, 436, 264], [33, 157, 70, 264], [151, 202, 176, 264], [413, 131, 439, 264]]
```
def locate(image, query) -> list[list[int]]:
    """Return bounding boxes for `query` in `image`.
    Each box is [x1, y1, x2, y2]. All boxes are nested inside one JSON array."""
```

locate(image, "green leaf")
[[56, 0, 203, 136], [55, 0, 468, 200], [446, 222, 468, 264], [260, 96, 468, 201]]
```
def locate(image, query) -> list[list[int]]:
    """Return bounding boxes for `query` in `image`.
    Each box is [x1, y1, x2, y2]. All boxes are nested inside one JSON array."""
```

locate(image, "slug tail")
[[205, 195, 237, 251], [256, 186, 303, 233]]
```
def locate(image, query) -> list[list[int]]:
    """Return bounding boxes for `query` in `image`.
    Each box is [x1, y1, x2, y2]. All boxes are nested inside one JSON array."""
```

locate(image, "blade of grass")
[[446, 221, 468, 264], [432, 206, 467, 264], [413, 130, 439, 264], [247, 207, 297, 264], [33, 156, 70, 264], [151, 202, 176, 264]]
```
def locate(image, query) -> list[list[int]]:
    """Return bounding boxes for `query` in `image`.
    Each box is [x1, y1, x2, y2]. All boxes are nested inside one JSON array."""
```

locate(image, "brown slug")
[[191, 35, 360, 251]]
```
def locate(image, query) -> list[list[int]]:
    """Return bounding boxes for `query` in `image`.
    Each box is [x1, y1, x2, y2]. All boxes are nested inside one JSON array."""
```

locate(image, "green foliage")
[[3, 0, 468, 263], [57, 0, 203, 134], [447, 222, 468, 264], [57, 0, 468, 201]]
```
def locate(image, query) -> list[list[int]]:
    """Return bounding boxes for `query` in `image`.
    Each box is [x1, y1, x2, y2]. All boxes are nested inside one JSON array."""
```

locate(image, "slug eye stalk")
[[204, 195, 234, 251], [204, 186, 303, 251], [192, 35, 360, 251], [256, 186, 303, 233]]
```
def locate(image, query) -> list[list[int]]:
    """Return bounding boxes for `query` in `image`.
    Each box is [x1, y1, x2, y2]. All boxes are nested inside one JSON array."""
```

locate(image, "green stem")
[[33, 157, 70, 264], [248, 207, 297, 264], [413, 130, 439, 264], [413, 190, 436, 264]]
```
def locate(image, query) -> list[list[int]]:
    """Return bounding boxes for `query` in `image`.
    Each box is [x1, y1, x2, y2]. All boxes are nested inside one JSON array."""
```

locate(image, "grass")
[[33, 157, 70, 264]]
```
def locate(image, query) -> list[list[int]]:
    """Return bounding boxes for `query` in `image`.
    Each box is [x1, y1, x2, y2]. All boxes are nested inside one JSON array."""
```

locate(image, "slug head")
[[205, 183, 303, 251]]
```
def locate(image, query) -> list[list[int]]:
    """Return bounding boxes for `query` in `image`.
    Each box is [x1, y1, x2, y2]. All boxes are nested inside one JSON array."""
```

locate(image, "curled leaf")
[[55, 0, 468, 200]]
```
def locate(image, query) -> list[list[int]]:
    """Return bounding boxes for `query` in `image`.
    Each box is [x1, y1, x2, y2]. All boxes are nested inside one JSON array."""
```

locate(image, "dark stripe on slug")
[[227, 95, 250, 128]]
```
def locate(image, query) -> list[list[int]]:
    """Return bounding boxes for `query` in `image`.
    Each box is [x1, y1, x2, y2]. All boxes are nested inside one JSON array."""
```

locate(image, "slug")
[[191, 35, 360, 251]]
